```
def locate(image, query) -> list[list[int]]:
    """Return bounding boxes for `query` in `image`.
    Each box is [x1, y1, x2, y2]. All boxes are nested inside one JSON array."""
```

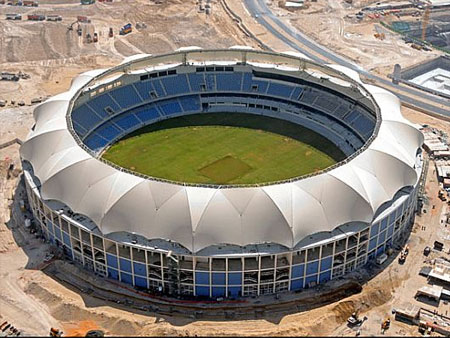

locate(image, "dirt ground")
[[267, 0, 444, 77], [0, 0, 255, 104], [0, 101, 448, 336], [0, 0, 449, 336]]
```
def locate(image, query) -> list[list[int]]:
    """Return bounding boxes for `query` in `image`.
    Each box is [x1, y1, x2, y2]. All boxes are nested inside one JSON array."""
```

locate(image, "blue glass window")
[[228, 286, 241, 297], [378, 230, 387, 245], [212, 273, 226, 285], [305, 275, 318, 287], [228, 272, 241, 285], [106, 253, 118, 269], [196, 286, 210, 297], [291, 264, 304, 278], [119, 258, 132, 273], [306, 261, 319, 276], [320, 257, 332, 272], [63, 232, 71, 247], [108, 268, 119, 280], [133, 262, 146, 276], [134, 276, 147, 288], [212, 287, 226, 297], [376, 246, 384, 256], [291, 278, 303, 290], [47, 221, 54, 234], [54, 228, 62, 241], [380, 217, 389, 231], [387, 225, 394, 239], [319, 270, 332, 283], [120, 272, 133, 285], [370, 223, 379, 238], [195, 271, 210, 285], [369, 237, 377, 251]]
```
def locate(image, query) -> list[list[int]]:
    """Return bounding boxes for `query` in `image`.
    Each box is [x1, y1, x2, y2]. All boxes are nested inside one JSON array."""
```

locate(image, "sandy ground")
[[0, 0, 449, 336], [268, 0, 444, 77], [0, 103, 448, 336], [0, 0, 255, 104]]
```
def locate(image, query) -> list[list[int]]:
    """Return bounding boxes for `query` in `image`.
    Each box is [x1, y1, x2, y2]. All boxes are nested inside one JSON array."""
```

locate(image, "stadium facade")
[[20, 48, 424, 298]]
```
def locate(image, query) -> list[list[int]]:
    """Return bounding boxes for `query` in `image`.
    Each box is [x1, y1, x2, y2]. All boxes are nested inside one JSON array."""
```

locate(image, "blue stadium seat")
[[205, 73, 216, 91], [134, 81, 154, 101], [267, 82, 294, 98], [351, 115, 374, 136], [216, 73, 242, 91], [251, 79, 268, 93], [151, 80, 166, 97], [135, 106, 161, 122], [160, 74, 190, 96], [188, 73, 205, 92], [299, 91, 317, 105], [290, 86, 303, 100], [313, 96, 337, 113], [71, 104, 103, 131], [96, 123, 122, 141], [88, 94, 120, 117], [73, 121, 88, 137], [110, 85, 143, 110], [159, 100, 182, 116], [85, 133, 108, 152], [114, 114, 141, 131], [343, 110, 360, 123], [179, 96, 201, 112], [332, 103, 351, 119], [241, 72, 253, 92]]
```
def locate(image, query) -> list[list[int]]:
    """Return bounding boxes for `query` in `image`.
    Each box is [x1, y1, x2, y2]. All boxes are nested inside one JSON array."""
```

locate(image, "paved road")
[[244, 0, 450, 118]]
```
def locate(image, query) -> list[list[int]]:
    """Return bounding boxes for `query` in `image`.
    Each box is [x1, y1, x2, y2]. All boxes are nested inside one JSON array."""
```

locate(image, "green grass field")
[[102, 113, 345, 185]]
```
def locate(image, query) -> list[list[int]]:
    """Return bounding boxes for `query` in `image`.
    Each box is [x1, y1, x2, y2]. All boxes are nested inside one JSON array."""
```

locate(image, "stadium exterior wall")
[[24, 170, 420, 298]]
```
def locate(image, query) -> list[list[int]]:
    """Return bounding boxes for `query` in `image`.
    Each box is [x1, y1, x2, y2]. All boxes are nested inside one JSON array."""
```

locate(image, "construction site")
[[268, 0, 449, 78], [0, 0, 449, 336]]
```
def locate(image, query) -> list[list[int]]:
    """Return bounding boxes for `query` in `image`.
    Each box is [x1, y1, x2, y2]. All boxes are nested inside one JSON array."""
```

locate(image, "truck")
[[434, 240, 444, 251], [1, 72, 19, 81], [27, 14, 45, 20], [119, 23, 132, 35], [398, 252, 406, 264], [49, 328, 62, 337], [23, 0, 38, 6], [381, 318, 390, 334], [376, 253, 388, 265], [77, 15, 90, 23], [46, 14, 62, 21], [6, 13, 22, 20], [347, 312, 367, 326]]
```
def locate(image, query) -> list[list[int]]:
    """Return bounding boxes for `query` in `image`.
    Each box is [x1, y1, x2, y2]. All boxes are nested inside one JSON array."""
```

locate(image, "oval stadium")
[[20, 48, 424, 299]]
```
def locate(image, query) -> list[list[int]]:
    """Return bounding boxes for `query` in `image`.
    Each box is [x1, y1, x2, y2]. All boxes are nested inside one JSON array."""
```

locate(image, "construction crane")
[[67, 20, 77, 31], [421, 1, 432, 42], [67, 20, 82, 36]]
